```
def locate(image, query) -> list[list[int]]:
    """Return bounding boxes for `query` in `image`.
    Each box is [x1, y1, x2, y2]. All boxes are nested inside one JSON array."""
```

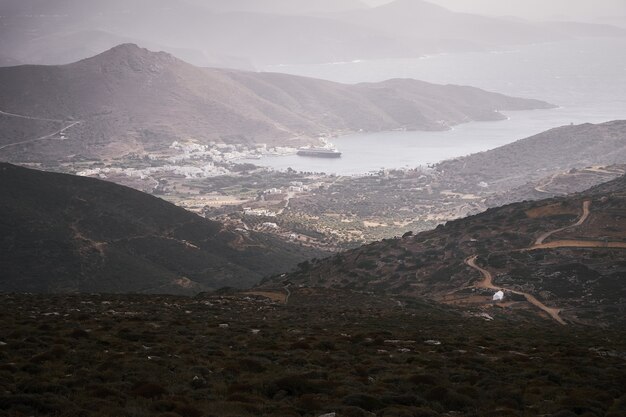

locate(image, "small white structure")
[[493, 291, 505, 302]]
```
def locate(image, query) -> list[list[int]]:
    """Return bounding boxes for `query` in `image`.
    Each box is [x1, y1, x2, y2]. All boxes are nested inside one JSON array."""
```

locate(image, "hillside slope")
[[436, 120, 626, 194], [0, 44, 554, 161], [264, 175, 626, 327], [0, 163, 324, 294]]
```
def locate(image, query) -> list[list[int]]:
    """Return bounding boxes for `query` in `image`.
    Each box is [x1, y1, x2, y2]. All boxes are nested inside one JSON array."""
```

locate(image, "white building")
[[493, 291, 505, 302]]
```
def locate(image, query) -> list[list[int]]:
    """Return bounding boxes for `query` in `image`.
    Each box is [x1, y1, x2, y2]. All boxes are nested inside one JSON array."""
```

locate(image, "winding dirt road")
[[534, 173, 560, 195], [0, 109, 82, 152], [0, 110, 69, 123], [528, 240, 626, 250], [466, 198, 626, 324], [465, 255, 566, 325], [464, 200, 595, 325], [534, 200, 591, 245], [242, 283, 292, 305]]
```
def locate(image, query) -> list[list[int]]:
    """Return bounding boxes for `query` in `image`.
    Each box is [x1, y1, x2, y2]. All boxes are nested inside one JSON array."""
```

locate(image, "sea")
[[246, 38, 626, 175]]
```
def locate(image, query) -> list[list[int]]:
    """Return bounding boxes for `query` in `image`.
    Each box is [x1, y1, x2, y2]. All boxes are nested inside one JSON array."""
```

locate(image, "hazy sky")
[[362, 0, 626, 23]]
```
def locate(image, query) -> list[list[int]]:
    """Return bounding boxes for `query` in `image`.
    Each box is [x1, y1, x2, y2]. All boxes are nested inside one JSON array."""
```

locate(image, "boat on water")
[[297, 138, 342, 158], [297, 147, 342, 158]]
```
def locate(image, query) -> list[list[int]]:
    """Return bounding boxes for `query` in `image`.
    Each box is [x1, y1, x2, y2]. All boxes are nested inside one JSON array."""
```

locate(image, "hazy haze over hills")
[[0, 1, 625, 416], [2, 0, 625, 68], [185, 0, 369, 14], [0, 0, 405, 67], [0, 44, 553, 161], [335, 0, 567, 47], [422, 0, 626, 23]]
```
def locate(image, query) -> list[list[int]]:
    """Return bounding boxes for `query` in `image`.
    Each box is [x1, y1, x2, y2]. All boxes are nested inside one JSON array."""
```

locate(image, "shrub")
[[269, 375, 325, 397], [174, 404, 204, 417], [289, 341, 311, 350], [69, 328, 90, 339], [408, 374, 440, 386], [239, 358, 267, 373], [382, 394, 424, 406], [295, 393, 323, 411], [425, 386, 476, 411], [342, 394, 384, 411], [131, 382, 168, 399]]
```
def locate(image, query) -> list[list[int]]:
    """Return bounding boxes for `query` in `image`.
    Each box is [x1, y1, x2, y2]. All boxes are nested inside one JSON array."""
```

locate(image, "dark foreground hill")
[[263, 174, 626, 327], [0, 44, 554, 162], [0, 291, 625, 417], [0, 163, 325, 294]]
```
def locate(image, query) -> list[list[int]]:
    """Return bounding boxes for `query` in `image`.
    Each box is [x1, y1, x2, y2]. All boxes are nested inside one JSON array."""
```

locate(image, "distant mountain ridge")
[[336, 0, 561, 46], [185, 0, 368, 14], [0, 44, 554, 162], [1, 0, 623, 68], [0, 163, 324, 294]]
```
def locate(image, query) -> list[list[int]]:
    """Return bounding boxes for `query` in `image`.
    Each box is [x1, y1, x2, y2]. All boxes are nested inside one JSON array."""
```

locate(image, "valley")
[[1, 1, 626, 417], [48, 121, 626, 250]]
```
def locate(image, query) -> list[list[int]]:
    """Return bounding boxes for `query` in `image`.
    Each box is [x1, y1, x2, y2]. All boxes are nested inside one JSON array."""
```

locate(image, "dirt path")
[[534, 173, 559, 194], [534, 200, 591, 245], [466, 256, 494, 289], [465, 255, 566, 325], [584, 166, 626, 175], [277, 192, 295, 215], [243, 283, 291, 305], [242, 291, 288, 304], [528, 240, 626, 250], [0, 121, 81, 151], [0, 109, 69, 123], [465, 200, 605, 325], [463, 199, 625, 324], [284, 283, 292, 305], [0, 109, 82, 152]]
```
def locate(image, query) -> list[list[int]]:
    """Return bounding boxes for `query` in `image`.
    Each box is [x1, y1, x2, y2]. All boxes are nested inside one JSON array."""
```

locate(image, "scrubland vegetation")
[[1, 291, 625, 417]]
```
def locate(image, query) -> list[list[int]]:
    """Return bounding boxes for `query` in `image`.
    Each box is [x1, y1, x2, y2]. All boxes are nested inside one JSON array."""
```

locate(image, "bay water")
[[250, 38, 626, 175]]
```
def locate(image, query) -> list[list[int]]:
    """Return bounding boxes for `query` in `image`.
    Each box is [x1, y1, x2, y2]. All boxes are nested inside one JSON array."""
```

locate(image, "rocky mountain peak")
[[75, 43, 178, 73]]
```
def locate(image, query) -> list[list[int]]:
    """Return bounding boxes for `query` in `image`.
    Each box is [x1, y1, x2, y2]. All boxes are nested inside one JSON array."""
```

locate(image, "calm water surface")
[[250, 38, 626, 175]]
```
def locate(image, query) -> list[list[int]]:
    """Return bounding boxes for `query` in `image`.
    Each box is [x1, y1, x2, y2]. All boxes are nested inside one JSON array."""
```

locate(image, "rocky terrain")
[[0, 163, 326, 294], [0, 44, 554, 163], [263, 174, 626, 328], [0, 290, 624, 417]]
